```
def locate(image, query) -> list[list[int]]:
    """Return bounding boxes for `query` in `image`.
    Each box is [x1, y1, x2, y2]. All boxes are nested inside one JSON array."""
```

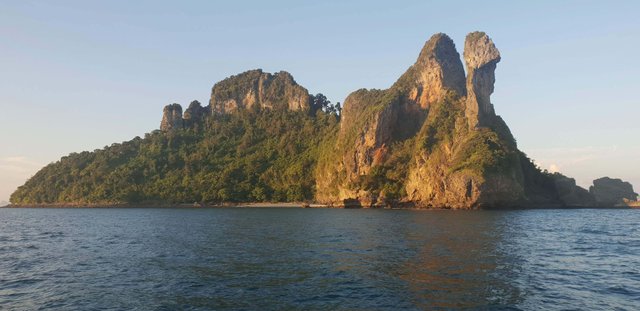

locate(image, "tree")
[[311, 93, 330, 113]]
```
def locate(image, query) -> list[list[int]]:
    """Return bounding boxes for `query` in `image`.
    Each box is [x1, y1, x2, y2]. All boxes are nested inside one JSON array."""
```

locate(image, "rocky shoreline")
[[3, 202, 636, 209]]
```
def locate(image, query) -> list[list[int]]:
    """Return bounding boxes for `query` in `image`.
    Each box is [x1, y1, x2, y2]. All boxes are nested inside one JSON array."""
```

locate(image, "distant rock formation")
[[464, 32, 500, 129], [160, 103, 183, 131], [551, 174, 596, 207], [590, 177, 638, 206], [210, 69, 311, 114]]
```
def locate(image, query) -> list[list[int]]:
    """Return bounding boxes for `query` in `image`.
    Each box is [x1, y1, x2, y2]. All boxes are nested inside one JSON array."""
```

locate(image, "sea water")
[[0, 208, 638, 310]]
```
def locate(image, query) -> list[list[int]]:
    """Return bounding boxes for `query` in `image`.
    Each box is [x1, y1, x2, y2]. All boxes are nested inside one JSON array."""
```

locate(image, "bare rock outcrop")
[[590, 177, 638, 206], [160, 103, 183, 131], [340, 90, 399, 179], [395, 33, 466, 109], [464, 32, 500, 129], [210, 69, 311, 114]]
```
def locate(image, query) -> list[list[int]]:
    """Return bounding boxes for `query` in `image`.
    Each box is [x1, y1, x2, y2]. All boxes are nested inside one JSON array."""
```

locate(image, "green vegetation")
[[466, 31, 487, 43], [416, 93, 519, 178], [11, 109, 339, 205], [449, 129, 515, 175], [352, 138, 416, 201]]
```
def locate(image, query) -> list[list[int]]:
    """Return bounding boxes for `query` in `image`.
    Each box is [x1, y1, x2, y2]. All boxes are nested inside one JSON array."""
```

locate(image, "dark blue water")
[[0, 208, 639, 310]]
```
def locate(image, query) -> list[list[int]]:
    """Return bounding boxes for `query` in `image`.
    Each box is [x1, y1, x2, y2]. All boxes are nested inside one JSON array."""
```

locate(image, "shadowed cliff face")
[[210, 69, 311, 114], [590, 177, 638, 206]]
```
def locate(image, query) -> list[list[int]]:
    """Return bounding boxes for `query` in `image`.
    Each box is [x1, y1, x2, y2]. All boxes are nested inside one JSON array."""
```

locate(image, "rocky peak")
[[395, 33, 466, 109], [590, 177, 638, 206], [210, 69, 311, 114], [160, 103, 183, 131], [183, 100, 207, 127], [464, 31, 500, 129]]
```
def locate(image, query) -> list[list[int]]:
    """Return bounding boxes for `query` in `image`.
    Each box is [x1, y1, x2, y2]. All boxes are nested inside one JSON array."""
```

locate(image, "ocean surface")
[[0, 208, 639, 310]]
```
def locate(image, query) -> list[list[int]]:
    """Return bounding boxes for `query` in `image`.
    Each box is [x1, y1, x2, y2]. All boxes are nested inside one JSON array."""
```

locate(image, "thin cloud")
[[0, 156, 43, 167]]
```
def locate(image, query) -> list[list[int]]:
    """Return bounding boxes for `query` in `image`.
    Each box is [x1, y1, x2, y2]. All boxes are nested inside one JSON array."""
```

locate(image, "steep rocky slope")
[[315, 32, 581, 208]]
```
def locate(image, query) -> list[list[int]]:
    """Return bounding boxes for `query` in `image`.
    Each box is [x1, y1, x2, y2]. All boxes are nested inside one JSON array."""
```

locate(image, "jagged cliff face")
[[161, 69, 311, 132], [338, 89, 398, 178], [400, 33, 466, 109], [210, 69, 311, 114], [405, 32, 522, 208], [316, 32, 562, 208], [316, 34, 472, 206]]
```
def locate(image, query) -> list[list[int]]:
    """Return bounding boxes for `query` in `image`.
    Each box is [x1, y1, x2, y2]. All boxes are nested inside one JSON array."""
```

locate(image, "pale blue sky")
[[1, 0, 639, 202]]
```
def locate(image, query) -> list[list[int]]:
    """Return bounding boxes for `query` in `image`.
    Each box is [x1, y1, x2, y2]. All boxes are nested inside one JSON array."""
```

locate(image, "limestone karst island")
[[9, 32, 638, 209]]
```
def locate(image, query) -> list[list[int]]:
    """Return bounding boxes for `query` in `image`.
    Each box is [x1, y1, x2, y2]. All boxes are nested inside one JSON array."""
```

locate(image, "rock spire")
[[160, 103, 183, 131], [464, 31, 501, 129]]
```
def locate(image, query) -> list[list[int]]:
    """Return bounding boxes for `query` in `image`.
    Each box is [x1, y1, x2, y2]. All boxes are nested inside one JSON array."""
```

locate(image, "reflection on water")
[[0, 208, 639, 310], [402, 212, 523, 309]]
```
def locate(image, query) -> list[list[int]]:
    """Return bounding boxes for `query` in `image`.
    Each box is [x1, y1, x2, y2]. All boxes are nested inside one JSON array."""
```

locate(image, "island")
[[8, 32, 638, 209]]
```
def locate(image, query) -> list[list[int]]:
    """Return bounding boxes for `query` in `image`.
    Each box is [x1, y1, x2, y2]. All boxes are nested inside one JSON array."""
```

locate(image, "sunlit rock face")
[[317, 33, 471, 207], [160, 103, 183, 131], [464, 32, 500, 129], [407, 33, 467, 109], [317, 31, 569, 209], [209, 69, 311, 115], [590, 177, 638, 206]]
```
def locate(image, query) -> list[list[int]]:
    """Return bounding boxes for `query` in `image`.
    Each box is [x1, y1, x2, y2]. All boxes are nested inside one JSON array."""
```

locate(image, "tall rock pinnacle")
[[464, 32, 500, 129], [160, 103, 183, 131], [398, 33, 466, 109]]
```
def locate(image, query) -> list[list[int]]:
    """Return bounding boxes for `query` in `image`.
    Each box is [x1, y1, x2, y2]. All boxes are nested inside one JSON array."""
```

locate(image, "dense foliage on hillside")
[[10, 109, 339, 204]]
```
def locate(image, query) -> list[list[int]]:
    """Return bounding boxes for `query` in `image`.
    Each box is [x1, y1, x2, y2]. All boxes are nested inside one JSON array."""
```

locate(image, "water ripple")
[[0, 208, 639, 310]]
